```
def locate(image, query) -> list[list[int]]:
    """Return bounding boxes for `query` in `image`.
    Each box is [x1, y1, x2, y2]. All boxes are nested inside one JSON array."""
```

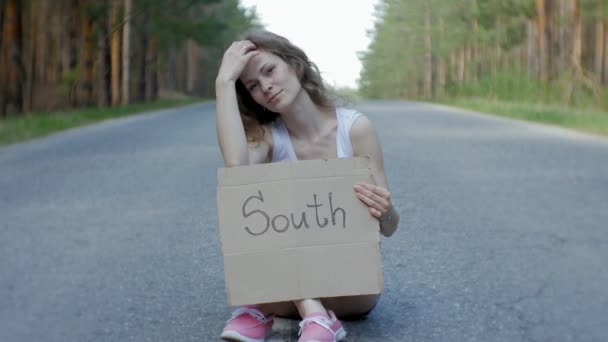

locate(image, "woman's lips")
[[268, 90, 283, 104]]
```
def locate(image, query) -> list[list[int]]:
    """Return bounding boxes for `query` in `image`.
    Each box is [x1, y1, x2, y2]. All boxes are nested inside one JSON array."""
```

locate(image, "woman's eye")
[[267, 66, 275, 74], [249, 84, 257, 91]]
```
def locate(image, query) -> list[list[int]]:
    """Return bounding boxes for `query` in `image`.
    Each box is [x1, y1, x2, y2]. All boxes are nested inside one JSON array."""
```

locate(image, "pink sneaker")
[[220, 306, 273, 342], [298, 310, 346, 342]]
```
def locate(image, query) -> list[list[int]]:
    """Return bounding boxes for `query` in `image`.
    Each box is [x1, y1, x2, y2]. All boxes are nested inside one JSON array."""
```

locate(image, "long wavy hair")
[[234, 30, 335, 142]]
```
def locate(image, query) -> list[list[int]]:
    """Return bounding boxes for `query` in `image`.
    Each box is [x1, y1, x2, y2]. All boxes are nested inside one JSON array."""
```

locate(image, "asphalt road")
[[1, 100, 607, 342]]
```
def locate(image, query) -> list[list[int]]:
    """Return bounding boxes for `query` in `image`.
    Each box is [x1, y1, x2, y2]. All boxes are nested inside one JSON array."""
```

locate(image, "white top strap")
[[336, 107, 363, 158]]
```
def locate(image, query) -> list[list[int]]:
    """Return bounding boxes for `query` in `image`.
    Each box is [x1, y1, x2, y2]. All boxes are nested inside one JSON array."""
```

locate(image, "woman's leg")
[[254, 293, 380, 319], [293, 298, 328, 317], [289, 294, 380, 318]]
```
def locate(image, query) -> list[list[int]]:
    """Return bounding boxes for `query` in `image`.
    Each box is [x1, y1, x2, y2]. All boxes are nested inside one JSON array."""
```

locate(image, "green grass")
[[0, 98, 206, 147], [437, 97, 608, 137], [434, 69, 608, 137]]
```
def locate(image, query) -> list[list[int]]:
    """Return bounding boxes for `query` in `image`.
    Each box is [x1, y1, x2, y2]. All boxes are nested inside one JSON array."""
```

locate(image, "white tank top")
[[270, 107, 363, 162]]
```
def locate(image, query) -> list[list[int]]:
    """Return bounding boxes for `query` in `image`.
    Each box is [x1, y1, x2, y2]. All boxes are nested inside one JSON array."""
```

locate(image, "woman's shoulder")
[[344, 108, 375, 142], [337, 106, 368, 127], [336, 106, 363, 117]]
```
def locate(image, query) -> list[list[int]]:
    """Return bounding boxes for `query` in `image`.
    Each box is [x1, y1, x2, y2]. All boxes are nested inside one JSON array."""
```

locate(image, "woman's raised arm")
[[215, 41, 260, 167]]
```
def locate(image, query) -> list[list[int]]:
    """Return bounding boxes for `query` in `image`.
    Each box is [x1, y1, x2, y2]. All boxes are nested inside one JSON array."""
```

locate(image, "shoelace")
[[298, 315, 335, 337], [226, 307, 272, 324]]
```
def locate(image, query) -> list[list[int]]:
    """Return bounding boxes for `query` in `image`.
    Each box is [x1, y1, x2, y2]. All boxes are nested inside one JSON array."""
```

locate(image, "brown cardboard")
[[217, 157, 383, 306]]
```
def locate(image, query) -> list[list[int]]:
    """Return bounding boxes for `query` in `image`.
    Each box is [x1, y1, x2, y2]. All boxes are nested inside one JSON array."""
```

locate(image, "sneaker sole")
[[220, 330, 266, 342]]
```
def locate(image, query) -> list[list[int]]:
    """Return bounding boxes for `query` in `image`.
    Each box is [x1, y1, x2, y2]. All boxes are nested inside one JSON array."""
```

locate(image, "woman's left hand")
[[353, 182, 392, 221]]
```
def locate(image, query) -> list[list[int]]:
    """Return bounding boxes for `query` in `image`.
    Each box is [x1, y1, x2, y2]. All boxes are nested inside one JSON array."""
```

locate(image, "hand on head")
[[216, 40, 260, 84]]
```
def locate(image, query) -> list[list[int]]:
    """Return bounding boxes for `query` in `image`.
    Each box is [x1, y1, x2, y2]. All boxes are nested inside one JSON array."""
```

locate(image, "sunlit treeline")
[[0, 0, 258, 116], [360, 0, 608, 105]]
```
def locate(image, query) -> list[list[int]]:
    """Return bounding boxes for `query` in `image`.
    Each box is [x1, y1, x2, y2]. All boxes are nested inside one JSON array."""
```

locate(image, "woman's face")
[[239, 50, 302, 112]]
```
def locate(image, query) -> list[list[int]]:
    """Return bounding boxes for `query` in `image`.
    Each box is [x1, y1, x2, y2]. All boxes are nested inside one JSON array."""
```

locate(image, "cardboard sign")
[[217, 157, 383, 306]]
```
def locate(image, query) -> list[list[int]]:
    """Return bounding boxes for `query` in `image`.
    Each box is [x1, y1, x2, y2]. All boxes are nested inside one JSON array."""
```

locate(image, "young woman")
[[216, 30, 400, 342]]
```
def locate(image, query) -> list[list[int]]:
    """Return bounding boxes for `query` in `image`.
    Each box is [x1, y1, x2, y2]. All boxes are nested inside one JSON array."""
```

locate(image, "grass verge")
[[0, 98, 206, 147], [436, 97, 608, 137]]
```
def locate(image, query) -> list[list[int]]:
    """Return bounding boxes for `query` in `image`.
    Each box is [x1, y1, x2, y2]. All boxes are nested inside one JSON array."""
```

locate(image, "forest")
[[360, 0, 608, 109], [0, 0, 258, 117], [3, 0, 608, 121]]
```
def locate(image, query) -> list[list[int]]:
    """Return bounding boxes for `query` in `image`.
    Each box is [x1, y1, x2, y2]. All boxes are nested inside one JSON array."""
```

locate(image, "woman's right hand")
[[216, 40, 259, 84]]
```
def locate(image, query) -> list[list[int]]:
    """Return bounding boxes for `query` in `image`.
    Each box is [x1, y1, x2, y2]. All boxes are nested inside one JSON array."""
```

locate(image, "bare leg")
[[293, 298, 328, 317], [248, 293, 379, 319]]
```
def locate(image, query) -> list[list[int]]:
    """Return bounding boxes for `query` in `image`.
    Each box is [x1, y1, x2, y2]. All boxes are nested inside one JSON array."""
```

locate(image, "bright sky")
[[239, 0, 379, 89]]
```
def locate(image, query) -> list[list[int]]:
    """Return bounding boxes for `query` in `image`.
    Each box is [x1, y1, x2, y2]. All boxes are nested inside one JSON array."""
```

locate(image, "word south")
[[242, 190, 347, 236]]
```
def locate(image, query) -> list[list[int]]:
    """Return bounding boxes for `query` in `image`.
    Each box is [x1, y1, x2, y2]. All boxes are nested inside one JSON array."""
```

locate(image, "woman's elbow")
[[381, 225, 398, 237], [380, 214, 400, 237]]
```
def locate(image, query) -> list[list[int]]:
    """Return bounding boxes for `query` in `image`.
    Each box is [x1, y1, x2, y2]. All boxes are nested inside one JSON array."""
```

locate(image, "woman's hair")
[[233, 30, 335, 142]]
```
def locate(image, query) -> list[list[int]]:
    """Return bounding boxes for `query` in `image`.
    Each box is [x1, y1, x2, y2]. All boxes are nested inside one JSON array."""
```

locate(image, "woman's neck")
[[280, 91, 335, 141]]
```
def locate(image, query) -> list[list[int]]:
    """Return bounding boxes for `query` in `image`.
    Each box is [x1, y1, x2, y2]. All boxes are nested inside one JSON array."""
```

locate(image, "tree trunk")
[[594, 4, 606, 84], [36, 0, 48, 85], [471, 6, 479, 82], [556, 0, 569, 74], [187, 39, 198, 95], [81, 5, 94, 106], [176, 47, 186, 93], [110, 0, 121, 106], [526, 20, 536, 76], [518, 46, 525, 72], [2, 0, 24, 115], [97, 13, 111, 108], [494, 19, 502, 76], [137, 9, 149, 102], [450, 50, 456, 83], [465, 45, 472, 83], [62, 0, 79, 106], [437, 59, 446, 97], [69, 0, 78, 72], [571, 0, 582, 69], [23, 0, 36, 112], [605, 25, 608, 85], [146, 38, 158, 101], [121, 0, 132, 106], [60, 0, 68, 81], [458, 47, 465, 83], [168, 47, 177, 90], [0, 4, 5, 116], [437, 18, 446, 96], [0, 1, 3, 49], [536, 0, 548, 81], [49, 2, 62, 84], [423, 6, 432, 98], [545, 0, 556, 79]]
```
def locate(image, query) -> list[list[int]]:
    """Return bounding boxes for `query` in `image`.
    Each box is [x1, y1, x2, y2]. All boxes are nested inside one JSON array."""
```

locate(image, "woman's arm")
[[216, 40, 272, 167], [215, 79, 250, 167], [350, 115, 400, 237]]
